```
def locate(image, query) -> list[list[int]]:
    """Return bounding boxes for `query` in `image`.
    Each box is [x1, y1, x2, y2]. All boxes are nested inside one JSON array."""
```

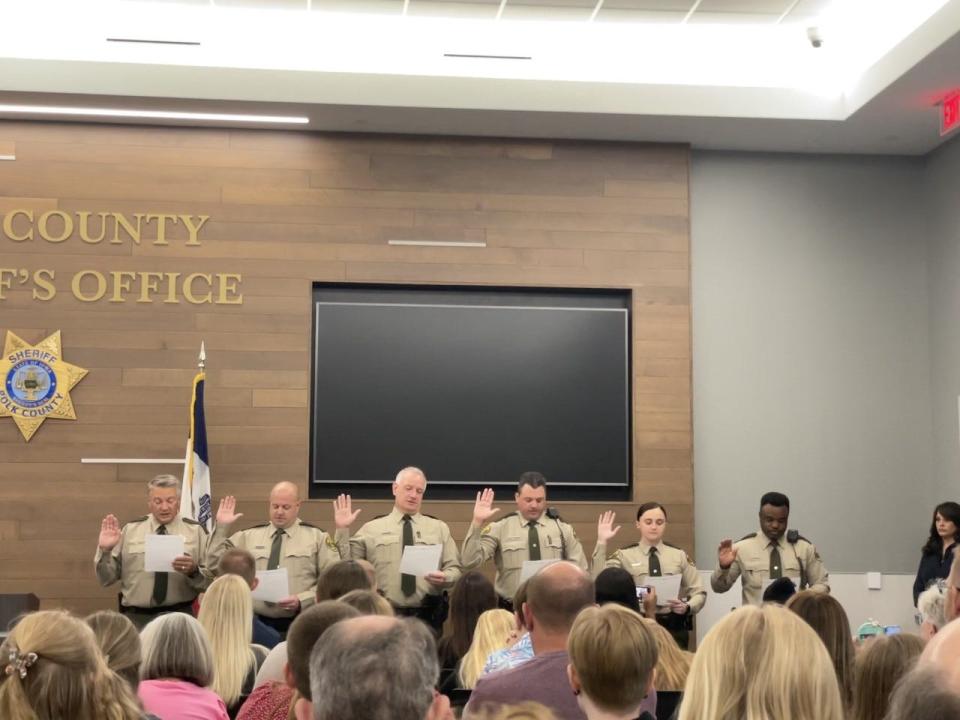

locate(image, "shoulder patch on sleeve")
[[325, 535, 338, 550], [481, 524, 493, 535], [738, 532, 758, 542]]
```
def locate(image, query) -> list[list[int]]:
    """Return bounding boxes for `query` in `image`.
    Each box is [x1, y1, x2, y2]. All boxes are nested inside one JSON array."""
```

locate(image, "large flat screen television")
[[310, 284, 631, 501]]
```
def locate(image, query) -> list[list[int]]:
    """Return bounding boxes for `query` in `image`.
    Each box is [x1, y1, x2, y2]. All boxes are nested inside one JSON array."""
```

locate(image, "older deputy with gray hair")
[[96, 474, 212, 629]]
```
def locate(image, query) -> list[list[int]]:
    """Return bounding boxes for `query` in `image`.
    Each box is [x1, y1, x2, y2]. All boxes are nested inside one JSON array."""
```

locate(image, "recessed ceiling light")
[[0, 104, 309, 124]]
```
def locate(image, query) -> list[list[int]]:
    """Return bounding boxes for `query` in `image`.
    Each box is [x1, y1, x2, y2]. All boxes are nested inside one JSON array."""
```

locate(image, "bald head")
[[270, 481, 302, 529], [525, 561, 595, 636], [919, 618, 960, 693]]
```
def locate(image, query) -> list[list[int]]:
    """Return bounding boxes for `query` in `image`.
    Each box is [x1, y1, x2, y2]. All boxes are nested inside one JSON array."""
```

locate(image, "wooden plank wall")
[[0, 121, 692, 614]]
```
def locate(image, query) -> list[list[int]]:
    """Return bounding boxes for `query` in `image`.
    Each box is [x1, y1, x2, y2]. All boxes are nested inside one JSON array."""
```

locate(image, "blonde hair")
[[338, 589, 395, 617], [458, 609, 515, 689], [0, 610, 143, 720], [850, 633, 925, 720], [678, 604, 845, 720], [85, 611, 142, 690], [641, 618, 693, 691], [140, 612, 214, 687], [197, 574, 256, 708], [567, 604, 658, 715]]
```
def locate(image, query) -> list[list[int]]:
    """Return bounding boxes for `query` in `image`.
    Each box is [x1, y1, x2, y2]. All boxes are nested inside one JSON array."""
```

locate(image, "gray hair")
[[139, 613, 214, 688], [885, 666, 960, 720], [309, 618, 438, 720], [394, 466, 427, 486], [147, 474, 181, 494], [918, 584, 948, 630]]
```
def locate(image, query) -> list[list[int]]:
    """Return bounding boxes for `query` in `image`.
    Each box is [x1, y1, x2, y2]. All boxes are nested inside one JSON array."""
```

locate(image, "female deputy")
[[913, 501, 960, 606]]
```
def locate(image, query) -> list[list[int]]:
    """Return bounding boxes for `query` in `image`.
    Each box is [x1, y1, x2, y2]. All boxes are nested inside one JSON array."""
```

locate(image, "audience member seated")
[[87, 610, 144, 692], [218, 548, 282, 650], [917, 583, 948, 640], [884, 666, 960, 720], [199, 574, 270, 717], [640, 618, 692, 691], [458, 609, 516, 690], [677, 604, 845, 720], [338, 589, 395, 616], [761, 576, 797, 605], [469, 703, 559, 720], [850, 632, 925, 720], [466, 562, 656, 720], [567, 604, 658, 720], [238, 601, 360, 720], [594, 567, 640, 613], [298, 615, 454, 720], [438, 571, 497, 682], [315, 560, 373, 602], [0, 609, 143, 720], [483, 580, 534, 676], [138, 612, 230, 720], [786, 590, 855, 711]]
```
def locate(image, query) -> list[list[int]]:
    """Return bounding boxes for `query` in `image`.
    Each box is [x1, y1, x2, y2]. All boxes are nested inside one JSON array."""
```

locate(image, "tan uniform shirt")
[[592, 540, 706, 614], [710, 531, 830, 606], [207, 518, 345, 617], [346, 507, 462, 608], [461, 512, 588, 600], [95, 514, 211, 608]]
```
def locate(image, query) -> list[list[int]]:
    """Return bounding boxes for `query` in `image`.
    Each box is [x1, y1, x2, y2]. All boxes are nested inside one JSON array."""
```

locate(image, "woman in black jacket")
[[913, 501, 960, 606]]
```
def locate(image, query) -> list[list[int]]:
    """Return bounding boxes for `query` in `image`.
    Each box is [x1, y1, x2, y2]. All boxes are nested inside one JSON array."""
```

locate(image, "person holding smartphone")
[[592, 501, 705, 648]]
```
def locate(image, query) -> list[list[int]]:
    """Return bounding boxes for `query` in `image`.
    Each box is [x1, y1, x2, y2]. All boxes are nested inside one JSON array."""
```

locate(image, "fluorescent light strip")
[[388, 240, 487, 247], [0, 104, 309, 124]]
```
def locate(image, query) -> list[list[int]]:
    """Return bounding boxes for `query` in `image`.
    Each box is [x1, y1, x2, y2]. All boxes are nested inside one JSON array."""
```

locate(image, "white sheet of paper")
[[519, 559, 559, 583], [144, 533, 184, 572], [400, 544, 443, 576], [645, 574, 682, 606], [252, 568, 290, 603]]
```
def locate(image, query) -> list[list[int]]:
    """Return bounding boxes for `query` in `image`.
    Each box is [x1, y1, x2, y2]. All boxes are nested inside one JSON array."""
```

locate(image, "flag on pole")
[[180, 346, 212, 531]]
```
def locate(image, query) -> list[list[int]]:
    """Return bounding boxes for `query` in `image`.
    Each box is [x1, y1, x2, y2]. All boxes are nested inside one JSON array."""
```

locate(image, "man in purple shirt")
[[465, 561, 657, 720]]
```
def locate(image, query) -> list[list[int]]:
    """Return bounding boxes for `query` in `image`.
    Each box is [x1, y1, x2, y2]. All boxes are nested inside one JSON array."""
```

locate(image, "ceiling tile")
[[595, 8, 687, 22], [408, 1, 500, 18], [697, 0, 792, 12], [602, 0, 697, 9]]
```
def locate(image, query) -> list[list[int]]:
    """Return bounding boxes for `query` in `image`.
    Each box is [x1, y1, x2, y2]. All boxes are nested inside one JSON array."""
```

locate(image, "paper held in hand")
[[252, 568, 290, 603], [400, 544, 443, 576], [144, 533, 184, 572], [519, 559, 559, 583], [644, 574, 682, 606]]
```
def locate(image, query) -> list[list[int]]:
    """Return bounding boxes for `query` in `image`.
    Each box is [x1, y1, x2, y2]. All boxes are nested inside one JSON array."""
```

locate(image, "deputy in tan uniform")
[[333, 466, 461, 632], [711, 491, 829, 606], [207, 481, 346, 634], [461, 472, 588, 608], [95, 474, 211, 629], [593, 501, 705, 648]]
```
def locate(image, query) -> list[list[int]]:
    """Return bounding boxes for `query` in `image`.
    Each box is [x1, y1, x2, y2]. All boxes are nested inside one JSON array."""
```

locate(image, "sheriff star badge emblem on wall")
[[0, 331, 88, 442]]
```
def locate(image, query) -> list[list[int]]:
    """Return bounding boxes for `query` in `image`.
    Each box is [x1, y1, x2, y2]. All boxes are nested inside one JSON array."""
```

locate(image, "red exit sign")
[[942, 92, 960, 136]]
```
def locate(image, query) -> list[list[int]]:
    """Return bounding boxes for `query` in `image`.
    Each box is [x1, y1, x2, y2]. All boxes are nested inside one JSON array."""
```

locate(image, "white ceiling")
[[1, 0, 959, 154]]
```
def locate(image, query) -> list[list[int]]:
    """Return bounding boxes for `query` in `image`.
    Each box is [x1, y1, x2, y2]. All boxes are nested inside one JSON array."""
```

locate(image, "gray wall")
[[925, 136, 960, 503], [690, 152, 934, 573]]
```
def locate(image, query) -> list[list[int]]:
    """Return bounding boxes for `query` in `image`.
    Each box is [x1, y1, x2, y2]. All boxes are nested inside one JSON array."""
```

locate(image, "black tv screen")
[[310, 285, 631, 501]]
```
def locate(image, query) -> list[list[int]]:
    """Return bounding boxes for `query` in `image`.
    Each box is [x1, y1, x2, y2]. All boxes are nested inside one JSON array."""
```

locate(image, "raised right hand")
[[472, 488, 500, 527], [216, 496, 243, 526], [717, 538, 738, 569], [98, 514, 121, 551], [596, 511, 621, 544], [333, 494, 362, 530]]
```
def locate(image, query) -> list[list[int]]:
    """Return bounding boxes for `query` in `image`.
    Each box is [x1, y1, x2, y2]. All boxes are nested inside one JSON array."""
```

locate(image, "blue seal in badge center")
[[5, 359, 58, 409]]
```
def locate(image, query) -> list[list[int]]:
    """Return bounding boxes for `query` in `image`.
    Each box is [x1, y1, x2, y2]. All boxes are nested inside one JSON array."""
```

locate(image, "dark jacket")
[[913, 542, 957, 605]]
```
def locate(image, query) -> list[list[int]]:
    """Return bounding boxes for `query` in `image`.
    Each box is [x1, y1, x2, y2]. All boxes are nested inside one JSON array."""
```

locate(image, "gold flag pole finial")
[[198, 341, 206, 371]]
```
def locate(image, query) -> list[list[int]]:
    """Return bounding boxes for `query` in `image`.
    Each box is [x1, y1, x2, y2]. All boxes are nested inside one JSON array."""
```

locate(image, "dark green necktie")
[[401, 515, 416, 597], [769, 544, 783, 579], [648, 546, 662, 577], [151, 525, 168, 607], [528, 521, 541, 561], [267, 528, 285, 571]]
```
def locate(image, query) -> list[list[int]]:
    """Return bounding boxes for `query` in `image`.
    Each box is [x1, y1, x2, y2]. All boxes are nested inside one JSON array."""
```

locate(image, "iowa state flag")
[[180, 371, 212, 532]]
